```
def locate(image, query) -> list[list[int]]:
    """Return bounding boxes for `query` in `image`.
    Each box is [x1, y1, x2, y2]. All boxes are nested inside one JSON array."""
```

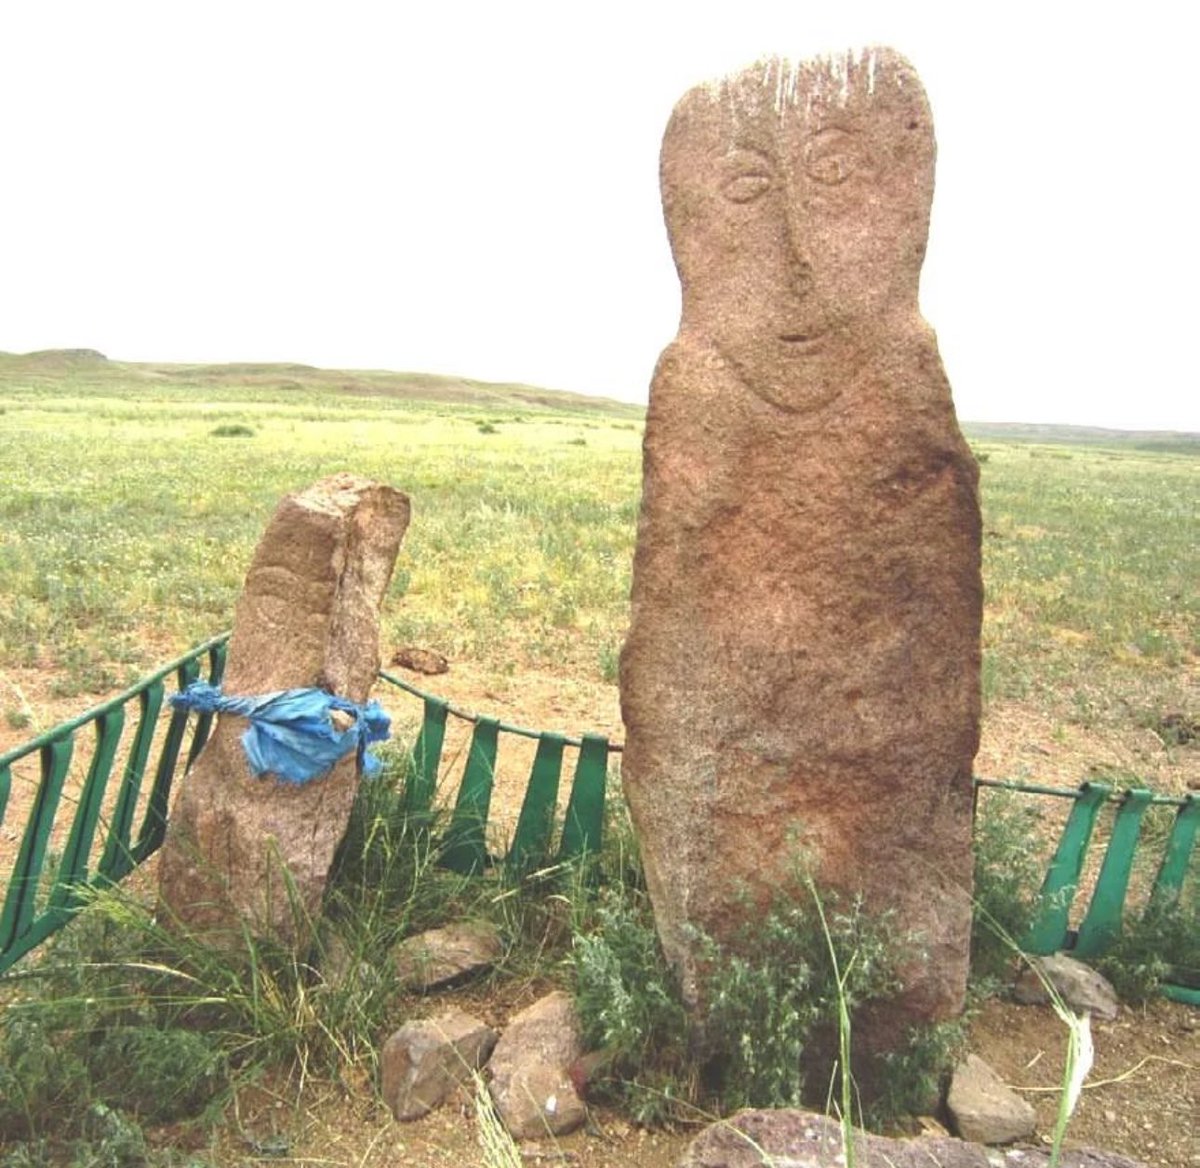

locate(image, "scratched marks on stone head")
[[660, 49, 937, 412]]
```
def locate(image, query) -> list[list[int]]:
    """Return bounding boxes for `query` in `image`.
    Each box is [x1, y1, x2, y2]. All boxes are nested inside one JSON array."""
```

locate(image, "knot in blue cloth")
[[171, 680, 391, 785]]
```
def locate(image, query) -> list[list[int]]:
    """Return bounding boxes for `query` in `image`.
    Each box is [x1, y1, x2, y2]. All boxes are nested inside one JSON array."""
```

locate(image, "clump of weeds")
[[570, 860, 961, 1132]]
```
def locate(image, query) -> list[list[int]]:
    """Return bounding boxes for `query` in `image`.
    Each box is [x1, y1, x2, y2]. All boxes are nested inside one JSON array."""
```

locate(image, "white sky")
[[2, 1, 1197, 430]]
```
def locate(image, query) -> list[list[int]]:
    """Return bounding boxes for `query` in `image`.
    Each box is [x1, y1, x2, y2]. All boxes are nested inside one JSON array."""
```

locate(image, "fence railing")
[[377, 670, 609, 878], [975, 778, 1197, 1004], [0, 634, 228, 974], [1, 637, 1196, 1006]]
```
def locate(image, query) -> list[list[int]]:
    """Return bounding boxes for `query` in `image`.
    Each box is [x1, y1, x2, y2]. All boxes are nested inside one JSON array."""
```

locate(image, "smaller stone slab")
[[380, 1009, 497, 1121], [157, 474, 409, 950], [392, 922, 503, 991], [488, 991, 586, 1139], [946, 1054, 1036, 1146], [1013, 954, 1119, 1020]]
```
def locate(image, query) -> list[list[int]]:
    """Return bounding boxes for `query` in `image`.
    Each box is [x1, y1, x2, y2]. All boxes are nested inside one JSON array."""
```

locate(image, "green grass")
[[0, 361, 643, 690], [0, 733, 1188, 1159], [570, 860, 962, 1132], [978, 441, 1197, 727], [2, 363, 1194, 742], [1, 358, 1195, 1161], [0, 744, 594, 1155]]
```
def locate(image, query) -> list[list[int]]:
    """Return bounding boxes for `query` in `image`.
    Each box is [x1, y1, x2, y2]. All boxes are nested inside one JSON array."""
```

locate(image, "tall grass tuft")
[[1095, 894, 1200, 1003], [473, 1071, 525, 1168], [0, 743, 477, 1145], [808, 876, 860, 1165]]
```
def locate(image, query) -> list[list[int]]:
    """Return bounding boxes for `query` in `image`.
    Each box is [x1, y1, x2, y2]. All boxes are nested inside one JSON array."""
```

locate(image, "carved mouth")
[[778, 331, 826, 352]]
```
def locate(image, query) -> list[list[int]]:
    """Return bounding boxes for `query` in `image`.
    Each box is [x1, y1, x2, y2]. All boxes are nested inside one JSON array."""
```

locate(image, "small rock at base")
[[392, 921, 503, 991], [380, 1009, 497, 1121], [1012, 953, 1119, 1020], [488, 991, 587, 1139], [676, 1108, 1150, 1168], [946, 1053, 1036, 1145]]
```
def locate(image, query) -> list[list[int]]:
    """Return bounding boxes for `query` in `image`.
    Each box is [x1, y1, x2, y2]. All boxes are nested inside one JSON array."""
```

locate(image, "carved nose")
[[783, 191, 814, 298], [788, 259, 813, 299]]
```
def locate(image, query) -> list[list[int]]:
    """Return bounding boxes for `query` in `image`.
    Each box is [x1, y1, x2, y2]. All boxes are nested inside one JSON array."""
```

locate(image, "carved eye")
[[719, 148, 775, 204], [806, 152, 856, 185], [722, 172, 773, 204], [804, 130, 870, 186]]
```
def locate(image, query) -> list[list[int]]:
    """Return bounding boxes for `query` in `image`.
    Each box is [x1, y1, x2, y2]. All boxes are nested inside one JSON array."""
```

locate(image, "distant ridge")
[[1, 351, 1194, 446], [0, 347, 109, 364], [963, 420, 1199, 453], [0, 351, 644, 419]]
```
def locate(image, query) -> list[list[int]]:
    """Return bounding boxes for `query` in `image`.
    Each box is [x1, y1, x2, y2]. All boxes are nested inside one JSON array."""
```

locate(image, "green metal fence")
[[976, 778, 1198, 1004], [376, 670, 611, 878], [0, 634, 229, 975], [0, 637, 611, 975], [1, 637, 1196, 1006]]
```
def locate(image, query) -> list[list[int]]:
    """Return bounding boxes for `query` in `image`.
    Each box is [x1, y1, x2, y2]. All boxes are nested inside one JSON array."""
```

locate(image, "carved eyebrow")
[[726, 142, 775, 164], [807, 122, 859, 139]]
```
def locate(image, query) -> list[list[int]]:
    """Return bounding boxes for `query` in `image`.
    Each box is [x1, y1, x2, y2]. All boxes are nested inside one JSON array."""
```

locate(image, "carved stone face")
[[661, 50, 937, 412]]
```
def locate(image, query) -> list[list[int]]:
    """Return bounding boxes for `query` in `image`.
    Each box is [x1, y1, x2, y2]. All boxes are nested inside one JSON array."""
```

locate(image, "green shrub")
[[208, 423, 255, 438], [1096, 894, 1200, 1003], [3, 706, 31, 730], [74, 1102, 149, 1168], [597, 641, 620, 684], [0, 1104, 153, 1168], [970, 792, 1045, 985], [0, 744, 478, 1144], [571, 888, 692, 1125], [0, 1011, 92, 1137], [702, 886, 906, 1114], [93, 1027, 226, 1124], [571, 866, 954, 1129], [0, 902, 229, 1140], [868, 1016, 967, 1127]]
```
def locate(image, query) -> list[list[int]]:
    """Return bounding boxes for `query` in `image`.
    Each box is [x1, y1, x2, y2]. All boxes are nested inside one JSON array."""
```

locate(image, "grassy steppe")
[[2, 354, 1195, 766], [0, 356, 643, 709], [0, 353, 1196, 1167]]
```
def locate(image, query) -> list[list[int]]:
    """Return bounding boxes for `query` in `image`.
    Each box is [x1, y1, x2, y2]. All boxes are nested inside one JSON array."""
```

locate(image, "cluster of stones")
[[376, 928, 1134, 1159], [378, 923, 588, 1138], [944, 954, 1122, 1147]]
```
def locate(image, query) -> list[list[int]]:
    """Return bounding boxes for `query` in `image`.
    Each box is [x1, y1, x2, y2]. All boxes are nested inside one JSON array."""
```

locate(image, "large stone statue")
[[620, 49, 982, 1035]]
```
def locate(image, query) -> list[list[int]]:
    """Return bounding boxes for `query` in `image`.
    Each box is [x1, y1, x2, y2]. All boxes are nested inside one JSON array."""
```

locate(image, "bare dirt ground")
[[2, 656, 1197, 1166], [150, 995, 1197, 1168]]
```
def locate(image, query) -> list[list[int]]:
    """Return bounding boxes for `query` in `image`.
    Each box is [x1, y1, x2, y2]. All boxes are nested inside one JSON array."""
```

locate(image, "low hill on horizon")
[[3, 349, 1195, 450], [0, 348, 643, 419], [961, 420, 1199, 454]]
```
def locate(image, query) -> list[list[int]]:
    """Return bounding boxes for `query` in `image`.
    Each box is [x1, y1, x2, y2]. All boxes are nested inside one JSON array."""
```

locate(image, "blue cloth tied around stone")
[[171, 680, 391, 784]]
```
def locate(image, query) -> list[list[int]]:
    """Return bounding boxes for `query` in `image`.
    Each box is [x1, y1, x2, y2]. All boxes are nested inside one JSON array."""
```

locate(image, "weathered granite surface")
[[488, 991, 587, 1139], [621, 49, 982, 1035], [158, 473, 409, 948], [380, 1009, 497, 1121], [946, 1053, 1037, 1145]]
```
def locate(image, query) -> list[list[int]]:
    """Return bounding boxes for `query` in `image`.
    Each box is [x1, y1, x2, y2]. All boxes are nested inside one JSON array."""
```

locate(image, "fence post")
[[1072, 788, 1153, 958], [1023, 782, 1110, 955]]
